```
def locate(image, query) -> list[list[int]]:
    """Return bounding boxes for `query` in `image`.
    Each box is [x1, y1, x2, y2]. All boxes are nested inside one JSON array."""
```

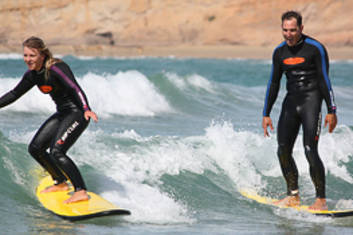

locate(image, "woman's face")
[[23, 46, 45, 71]]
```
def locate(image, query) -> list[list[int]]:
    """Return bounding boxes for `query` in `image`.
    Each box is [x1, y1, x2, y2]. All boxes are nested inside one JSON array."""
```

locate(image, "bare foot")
[[41, 182, 70, 193], [273, 195, 300, 207], [64, 190, 89, 204], [308, 198, 328, 211]]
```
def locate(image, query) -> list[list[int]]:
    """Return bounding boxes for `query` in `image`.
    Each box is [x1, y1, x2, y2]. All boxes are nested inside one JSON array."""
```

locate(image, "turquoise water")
[[0, 54, 353, 234]]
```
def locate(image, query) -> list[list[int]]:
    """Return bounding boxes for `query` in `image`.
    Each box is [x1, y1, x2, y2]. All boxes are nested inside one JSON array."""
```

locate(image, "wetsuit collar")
[[35, 67, 45, 75], [288, 34, 304, 48], [34, 58, 47, 75]]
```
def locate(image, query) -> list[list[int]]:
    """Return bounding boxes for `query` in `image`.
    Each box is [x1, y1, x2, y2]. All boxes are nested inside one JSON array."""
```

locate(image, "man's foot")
[[41, 182, 70, 193], [64, 190, 89, 204], [308, 198, 328, 211], [273, 195, 300, 207]]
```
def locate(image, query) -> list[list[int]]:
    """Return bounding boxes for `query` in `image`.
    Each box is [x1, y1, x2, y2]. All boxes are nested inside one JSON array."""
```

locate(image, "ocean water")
[[0, 54, 353, 235]]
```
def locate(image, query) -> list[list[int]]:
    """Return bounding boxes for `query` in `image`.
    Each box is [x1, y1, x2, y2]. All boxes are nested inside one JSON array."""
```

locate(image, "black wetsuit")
[[263, 34, 336, 198], [0, 61, 91, 191]]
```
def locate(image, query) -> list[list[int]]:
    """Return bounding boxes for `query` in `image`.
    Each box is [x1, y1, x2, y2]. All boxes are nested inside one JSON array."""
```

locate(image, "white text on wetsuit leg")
[[57, 121, 79, 145]]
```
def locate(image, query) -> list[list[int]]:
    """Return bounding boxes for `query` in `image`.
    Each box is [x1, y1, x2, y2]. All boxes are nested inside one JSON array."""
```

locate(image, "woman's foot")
[[308, 198, 328, 211], [274, 195, 300, 207], [41, 182, 70, 193], [64, 190, 89, 204]]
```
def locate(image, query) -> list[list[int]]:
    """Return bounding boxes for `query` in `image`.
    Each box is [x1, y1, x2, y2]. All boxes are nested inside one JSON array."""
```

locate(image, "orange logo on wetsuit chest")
[[39, 85, 53, 93], [283, 57, 305, 65]]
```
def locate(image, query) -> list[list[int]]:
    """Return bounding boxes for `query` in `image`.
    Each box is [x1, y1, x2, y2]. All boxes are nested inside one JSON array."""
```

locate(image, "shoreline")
[[1, 44, 352, 60]]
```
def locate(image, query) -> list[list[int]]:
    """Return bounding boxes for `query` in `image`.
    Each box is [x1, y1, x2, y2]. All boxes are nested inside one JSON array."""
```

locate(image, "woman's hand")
[[84, 110, 98, 122]]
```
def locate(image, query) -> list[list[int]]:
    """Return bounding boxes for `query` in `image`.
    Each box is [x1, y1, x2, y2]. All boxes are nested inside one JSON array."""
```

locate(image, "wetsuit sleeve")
[[0, 71, 35, 108], [50, 63, 91, 111], [263, 48, 283, 116], [313, 45, 337, 114]]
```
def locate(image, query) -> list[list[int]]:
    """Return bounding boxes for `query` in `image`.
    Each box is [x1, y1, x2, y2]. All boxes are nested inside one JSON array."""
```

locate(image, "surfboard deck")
[[36, 176, 131, 221], [240, 190, 353, 217]]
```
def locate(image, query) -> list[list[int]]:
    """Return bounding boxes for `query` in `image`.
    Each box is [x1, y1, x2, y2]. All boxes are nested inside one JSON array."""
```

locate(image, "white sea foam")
[[67, 121, 273, 223], [261, 124, 353, 186], [8, 116, 353, 224], [187, 74, 215, 93], [71, 129, 201, 224], [0, 78, 54, 113], [67, 120, 267, 223], [0, 53, 23, 60], [0, 53, 65, 60], [165, 72, 187, 90], [199, 120, 353, 196], [204, 120, 265, 190], [102, 184, 192, 224], [80, 70, 173, 117], [320, 125, 353, 183], [0, 70, 173, 117], [165, 72, 215, 93]]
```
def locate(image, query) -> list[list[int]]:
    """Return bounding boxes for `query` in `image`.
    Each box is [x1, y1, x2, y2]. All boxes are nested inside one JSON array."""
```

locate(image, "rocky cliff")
[[0, 0, 352, 56]]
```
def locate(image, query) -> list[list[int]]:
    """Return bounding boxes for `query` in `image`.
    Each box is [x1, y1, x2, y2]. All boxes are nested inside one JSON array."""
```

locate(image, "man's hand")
[[262, 116, 274, 137], [324, 113, 337, 133]]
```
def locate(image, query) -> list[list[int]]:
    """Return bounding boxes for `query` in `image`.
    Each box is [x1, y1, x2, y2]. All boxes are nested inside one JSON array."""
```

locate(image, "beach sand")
[[1, 44, 352, 60]]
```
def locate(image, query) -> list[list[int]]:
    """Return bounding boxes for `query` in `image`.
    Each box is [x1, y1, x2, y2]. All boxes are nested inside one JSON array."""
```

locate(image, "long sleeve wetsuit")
[[0, 61, 91, 191], [263, 35, 337, 198]]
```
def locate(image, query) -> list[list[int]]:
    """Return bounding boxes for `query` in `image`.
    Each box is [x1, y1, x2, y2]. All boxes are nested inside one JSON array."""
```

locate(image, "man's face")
[[282, 18, 303, 46]]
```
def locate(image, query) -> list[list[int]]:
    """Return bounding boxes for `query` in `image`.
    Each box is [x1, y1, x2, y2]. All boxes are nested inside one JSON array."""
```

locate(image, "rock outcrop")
[[0, 0, 352, 56]]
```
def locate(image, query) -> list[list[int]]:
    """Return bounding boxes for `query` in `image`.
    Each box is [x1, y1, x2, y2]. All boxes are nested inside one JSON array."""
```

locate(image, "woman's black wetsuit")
[[0, 61, 91, 191], [263, 35, 337, 198]]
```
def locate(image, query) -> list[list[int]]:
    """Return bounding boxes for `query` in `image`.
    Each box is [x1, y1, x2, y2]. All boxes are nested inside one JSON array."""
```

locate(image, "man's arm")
[[307, 38, 337, 132], [263, 47, 283, 117], [307, 39, 336, 114], [262, 46, 283, 137]]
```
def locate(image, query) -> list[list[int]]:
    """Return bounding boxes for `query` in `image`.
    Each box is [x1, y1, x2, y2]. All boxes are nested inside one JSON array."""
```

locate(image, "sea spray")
[[0, 55, 352, 233]]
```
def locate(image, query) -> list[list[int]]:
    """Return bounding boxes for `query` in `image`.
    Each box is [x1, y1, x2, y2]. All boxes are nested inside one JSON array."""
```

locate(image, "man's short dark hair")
[[282, 11, 302, 27]]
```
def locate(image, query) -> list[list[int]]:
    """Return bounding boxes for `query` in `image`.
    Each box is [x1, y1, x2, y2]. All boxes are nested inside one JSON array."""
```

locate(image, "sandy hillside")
[[0, 0, 352, 58]]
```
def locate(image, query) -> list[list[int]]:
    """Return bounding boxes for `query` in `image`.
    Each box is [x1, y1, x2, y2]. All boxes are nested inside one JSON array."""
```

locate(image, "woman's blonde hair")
[[22, 36, 61, 78]]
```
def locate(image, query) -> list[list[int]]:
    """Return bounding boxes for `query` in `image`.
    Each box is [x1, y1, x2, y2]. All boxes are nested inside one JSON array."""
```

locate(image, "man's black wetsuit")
[[0, 61, 91, 191], [263, 34, 337, 198]]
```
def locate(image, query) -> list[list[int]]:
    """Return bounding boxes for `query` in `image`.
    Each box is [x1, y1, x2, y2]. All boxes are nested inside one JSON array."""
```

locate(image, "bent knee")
[[50, 147, 62, 158], [50, 148, 68, 164], [277, 144, 291, 158], [304, 145, 321, 165], [28, 143, 42, 158], [304, 145, 320, 159]]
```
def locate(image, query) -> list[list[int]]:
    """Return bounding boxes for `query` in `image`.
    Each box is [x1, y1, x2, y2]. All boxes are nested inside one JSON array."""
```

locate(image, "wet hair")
[[281, 11, 302, 27], [22, 36, 61, 78]]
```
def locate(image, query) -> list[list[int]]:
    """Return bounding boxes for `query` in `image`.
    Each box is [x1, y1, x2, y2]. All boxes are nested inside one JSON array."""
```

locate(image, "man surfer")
[[262, 11, 337, 210]]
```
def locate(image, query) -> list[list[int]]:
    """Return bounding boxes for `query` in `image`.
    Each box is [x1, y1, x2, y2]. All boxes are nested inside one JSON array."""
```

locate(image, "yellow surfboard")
[[36, 176, 131, 221], [240, 190, 353, 217]]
